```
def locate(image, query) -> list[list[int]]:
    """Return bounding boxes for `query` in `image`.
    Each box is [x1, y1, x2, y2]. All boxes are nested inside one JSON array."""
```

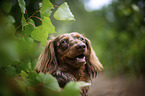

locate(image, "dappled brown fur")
[[36, 32, 103, 96]]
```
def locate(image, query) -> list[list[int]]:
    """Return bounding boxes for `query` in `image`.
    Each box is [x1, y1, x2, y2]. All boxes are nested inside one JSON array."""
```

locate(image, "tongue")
[[76, 57, 85, 62]]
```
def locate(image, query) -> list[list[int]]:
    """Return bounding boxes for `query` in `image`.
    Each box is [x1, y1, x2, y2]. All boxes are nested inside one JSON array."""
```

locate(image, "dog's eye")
[[80, 37, 84, 41], [61, 40, 66, 43], [60, 40, 68, 50], [61, 40, 67, 44]]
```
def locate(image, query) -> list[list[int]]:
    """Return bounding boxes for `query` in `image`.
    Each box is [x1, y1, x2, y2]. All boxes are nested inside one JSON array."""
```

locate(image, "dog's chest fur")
[[60, 65, 89, 82]]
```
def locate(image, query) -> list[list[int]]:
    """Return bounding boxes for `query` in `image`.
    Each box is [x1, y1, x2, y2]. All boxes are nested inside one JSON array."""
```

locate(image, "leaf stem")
[[17, 33, 24, 38], [27, 22, 37, 28], [53, 5, 59, 7], [16, 7, 41, 30], [25, 9, 29, 19], [32, 16, 42, 21]]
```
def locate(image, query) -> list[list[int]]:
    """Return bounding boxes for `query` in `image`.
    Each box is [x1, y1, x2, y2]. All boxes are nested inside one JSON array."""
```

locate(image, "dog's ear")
[[85, 38, 103, 78], [35, 40, 58, 74]]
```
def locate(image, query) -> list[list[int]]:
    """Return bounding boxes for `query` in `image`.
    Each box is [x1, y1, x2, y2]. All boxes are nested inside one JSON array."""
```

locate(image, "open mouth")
[[75, 54, 86, 64], [66, 54, 86, 66]]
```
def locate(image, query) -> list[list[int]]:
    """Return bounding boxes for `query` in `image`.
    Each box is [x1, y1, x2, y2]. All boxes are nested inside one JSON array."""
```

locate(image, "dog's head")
[[36, 32, 103, 78], [54, 32, 88, 68]]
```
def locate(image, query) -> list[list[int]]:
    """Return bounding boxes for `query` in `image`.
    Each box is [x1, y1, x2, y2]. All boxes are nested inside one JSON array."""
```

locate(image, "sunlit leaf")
[[40, 0, 53, 17], [31, 17, 56, 46], [18, 0, 26, 14], [54, 2, 75, 21], [31, 26, 47, 45], [42, 16, 56, 34]]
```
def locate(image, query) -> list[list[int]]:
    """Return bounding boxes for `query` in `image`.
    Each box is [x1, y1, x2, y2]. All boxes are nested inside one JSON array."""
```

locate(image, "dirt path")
[[88, 72, 145, 96]]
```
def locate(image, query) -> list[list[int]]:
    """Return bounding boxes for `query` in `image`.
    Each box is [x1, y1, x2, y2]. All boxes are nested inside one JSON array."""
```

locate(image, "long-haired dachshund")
[[36, 32, 103, 96]]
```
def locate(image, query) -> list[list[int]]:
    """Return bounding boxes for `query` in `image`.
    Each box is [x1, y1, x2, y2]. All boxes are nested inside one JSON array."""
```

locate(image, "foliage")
[[0, 0, 90, 96], [54, 2, 75, 21], [55, 0, 145, 77], [100, 0, 145, 76]]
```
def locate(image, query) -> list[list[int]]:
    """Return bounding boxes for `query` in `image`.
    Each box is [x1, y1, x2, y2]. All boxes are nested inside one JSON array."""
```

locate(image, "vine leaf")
[[40, 0, 54, 17], [60, 81, 91, 96], [54, 2, 75, 21], [7, 15, 15, 23], [2, 2, 12, 14], [21, 70, 28, 78], [31, 17, 56, 46], [60, 82, 80, 96], [21, 13, 27, 29], [21, 14, 27, 31], [23, 19, 35, 36], [36, 73, 61, 92], [18, 0, 27, 30], [18, 0, 26, 14], [76, 81, 91, 87]]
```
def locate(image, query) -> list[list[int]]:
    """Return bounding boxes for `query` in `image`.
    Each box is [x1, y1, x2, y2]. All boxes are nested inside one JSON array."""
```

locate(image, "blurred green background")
[[53, 0, 145, 77], [0, 0, 145, 96], [0, 0, 145, 78]]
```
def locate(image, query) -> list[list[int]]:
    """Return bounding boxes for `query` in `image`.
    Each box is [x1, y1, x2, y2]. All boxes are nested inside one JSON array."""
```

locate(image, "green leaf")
[[40, 0, 53, 17], [23, 19, 35, 36], [132, 4, 139, 11], [31, 26, 47, 45], [26, 71, 40, 87], [31, 17, 56, 46], [76, 81, 91, 88], [36, 73, 52, 84], [16, 79, 26, 92], [42, 17, 56, 34], [21, 70, 28, 78], [7, 15, 15, 23], [27, 70, 38, 80], [54, 2, 75, 21], [60, 82, 80, 96], [18, 0, 27, 30], [2, 41, 19, 64], [31, 59, 38, 70], [36, 73, 61, 92], [60, 81, 90, 96], [5, 66, 16, 77], [2, 2, 12, 14], [17, 60, 31, 72], [17, 37, 35, 59], [21, 13, 27, 27], [24, 37, 35, 49], [18, 0, 26, 14]]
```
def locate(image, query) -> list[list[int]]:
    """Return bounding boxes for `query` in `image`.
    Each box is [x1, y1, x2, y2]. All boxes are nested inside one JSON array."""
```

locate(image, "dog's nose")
[[76, 44, 86, 51]]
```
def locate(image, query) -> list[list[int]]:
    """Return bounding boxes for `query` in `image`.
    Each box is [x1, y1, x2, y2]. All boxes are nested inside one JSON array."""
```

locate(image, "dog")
[[36, 32, 103, 96]]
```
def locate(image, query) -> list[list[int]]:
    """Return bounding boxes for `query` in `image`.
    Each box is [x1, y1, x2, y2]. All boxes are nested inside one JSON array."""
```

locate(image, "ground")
[[88, 72, 145, 96]]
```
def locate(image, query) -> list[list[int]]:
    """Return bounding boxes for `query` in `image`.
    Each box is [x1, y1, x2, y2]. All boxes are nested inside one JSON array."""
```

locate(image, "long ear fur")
[[35, 40, 58, 74], [85, 38, 103, 78]]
